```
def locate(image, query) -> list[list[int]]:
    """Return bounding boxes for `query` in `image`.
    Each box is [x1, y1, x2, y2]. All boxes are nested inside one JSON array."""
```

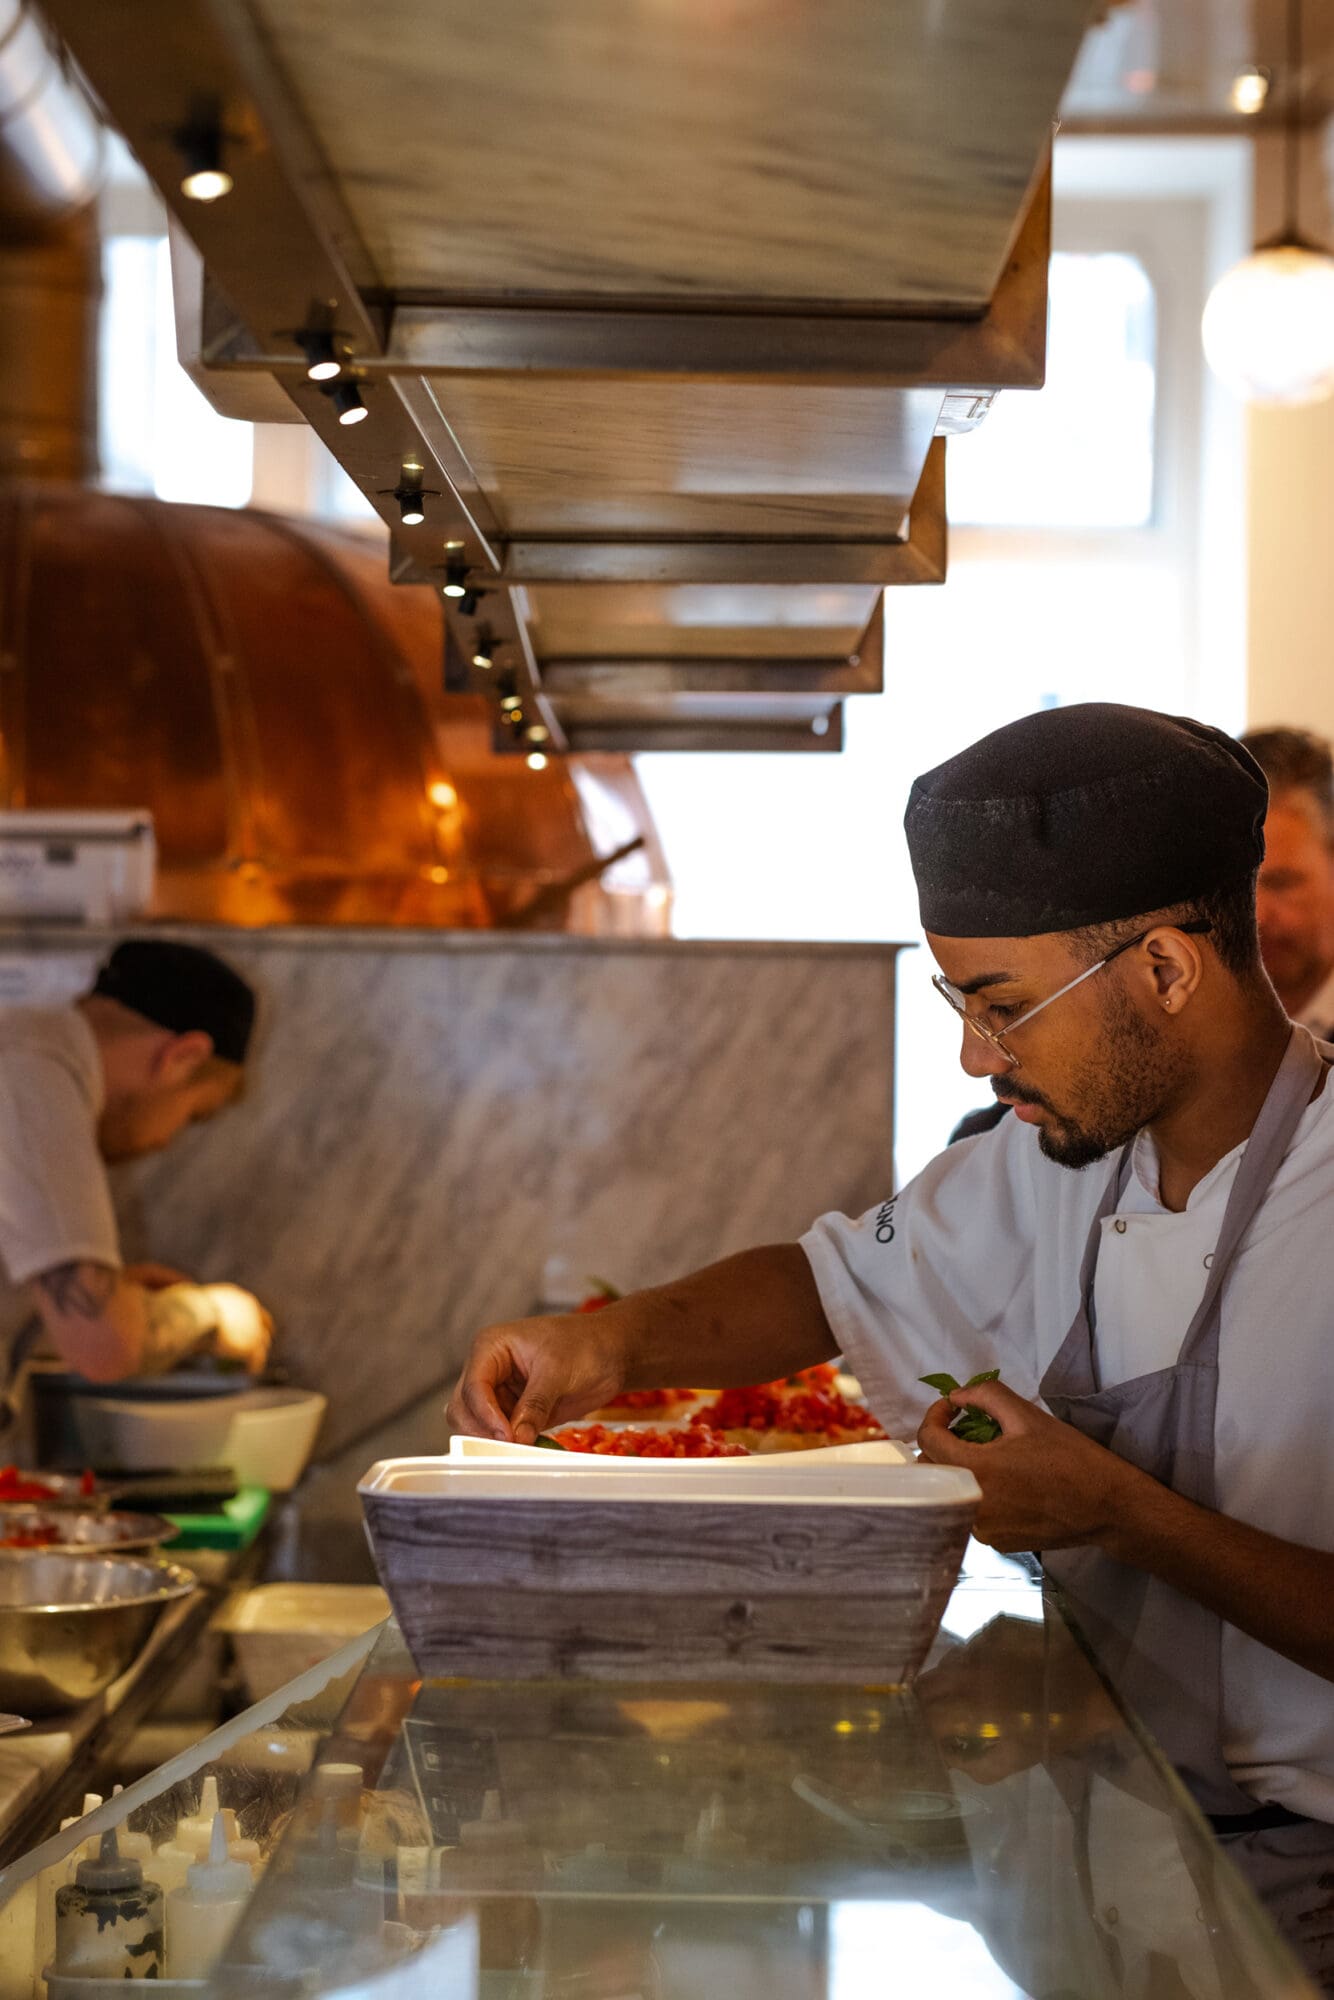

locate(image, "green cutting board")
[[164, 1485, 271, 1550]]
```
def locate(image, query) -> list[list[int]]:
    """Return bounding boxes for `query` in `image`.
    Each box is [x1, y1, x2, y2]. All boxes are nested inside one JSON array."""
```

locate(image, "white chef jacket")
[[801, 1088, 1334, 1820], [0, 1006, 120, 1358]]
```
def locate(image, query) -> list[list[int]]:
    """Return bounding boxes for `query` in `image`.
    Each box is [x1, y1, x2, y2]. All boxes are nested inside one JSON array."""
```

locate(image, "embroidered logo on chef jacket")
[[874, 1198, 898, 1245]]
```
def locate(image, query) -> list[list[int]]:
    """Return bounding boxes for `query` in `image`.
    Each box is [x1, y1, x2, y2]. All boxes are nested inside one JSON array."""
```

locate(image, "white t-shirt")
[[0, 1007, 120, 1357], [801, 1090, 1334, 1819]]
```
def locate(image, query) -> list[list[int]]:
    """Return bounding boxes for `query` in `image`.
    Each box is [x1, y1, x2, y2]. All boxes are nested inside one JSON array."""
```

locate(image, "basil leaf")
[[964, 1367, 1001, 1388], [532, 1434, 566, 1451], [919, 1372, 960, 1396], [950, 1406, 1002, 1444]]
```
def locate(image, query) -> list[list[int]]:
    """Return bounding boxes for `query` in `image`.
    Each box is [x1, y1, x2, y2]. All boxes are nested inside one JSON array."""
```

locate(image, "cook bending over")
[[451, 703, 1334, 1826], [0, 938, 271, 1389]]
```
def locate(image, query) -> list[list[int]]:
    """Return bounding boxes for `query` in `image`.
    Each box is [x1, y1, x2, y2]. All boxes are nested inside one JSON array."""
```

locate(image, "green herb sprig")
[[918, 1367, 1003, 1443]]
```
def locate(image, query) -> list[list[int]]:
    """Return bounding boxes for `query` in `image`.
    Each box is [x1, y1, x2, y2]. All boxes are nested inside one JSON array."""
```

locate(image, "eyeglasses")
[[931, 921, 1213, 1067]]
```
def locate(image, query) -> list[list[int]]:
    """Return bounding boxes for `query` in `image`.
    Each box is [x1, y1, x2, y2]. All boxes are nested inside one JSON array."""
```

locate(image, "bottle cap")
[[177, 1775, 239, 1856], [312, 1762, 363, 1800], [74, 1827, 145, 1896], [184, 1814, 253, 1904]]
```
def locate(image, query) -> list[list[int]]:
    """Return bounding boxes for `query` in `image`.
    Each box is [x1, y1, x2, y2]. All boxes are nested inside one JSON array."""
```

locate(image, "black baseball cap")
[[91, 940, 256, 1064]]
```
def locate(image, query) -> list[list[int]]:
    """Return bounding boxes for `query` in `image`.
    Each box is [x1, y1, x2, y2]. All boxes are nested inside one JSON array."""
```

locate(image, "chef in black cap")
[[449, 702, 1334, 1827], [0, 937, 271, 1390]]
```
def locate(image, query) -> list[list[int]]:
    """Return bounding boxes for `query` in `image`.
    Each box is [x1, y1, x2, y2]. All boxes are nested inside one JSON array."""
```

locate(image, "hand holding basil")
[[919, 1367, 1003, 1443]]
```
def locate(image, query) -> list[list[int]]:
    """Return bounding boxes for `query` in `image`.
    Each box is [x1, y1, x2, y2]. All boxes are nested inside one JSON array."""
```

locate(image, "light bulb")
[[181, 166, 233, 202], [174, 111, 233, 202], [327, 379, 368, 425], [526, 752, 549, 771], [298, 331, 342, 382], [1228, 65, 1269, 115], [1202, 243, 1334, 405]]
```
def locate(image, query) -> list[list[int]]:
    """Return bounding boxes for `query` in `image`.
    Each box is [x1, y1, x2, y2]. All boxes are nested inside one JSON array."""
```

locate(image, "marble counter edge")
[[0, 926, 914, 961]]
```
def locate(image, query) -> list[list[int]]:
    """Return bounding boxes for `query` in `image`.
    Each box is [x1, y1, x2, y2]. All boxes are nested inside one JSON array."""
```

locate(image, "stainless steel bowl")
[[0, 1552, 196, 1714], [0, 1507, 178, 1554]]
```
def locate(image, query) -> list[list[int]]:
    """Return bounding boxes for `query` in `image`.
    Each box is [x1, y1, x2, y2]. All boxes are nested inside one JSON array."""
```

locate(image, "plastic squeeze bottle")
[[62, 1793, 105, 1878], [175, 1775, 240, 1856], [111, 1785, 154, 1864], [33, 1816, 85, 1982], [166, 1813, 253, 1979], [52, 1828, 164, 1979]]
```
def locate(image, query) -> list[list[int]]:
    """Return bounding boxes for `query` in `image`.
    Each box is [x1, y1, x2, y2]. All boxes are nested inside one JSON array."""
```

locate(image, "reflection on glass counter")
[[210, 1557, 1314, 2000], [0, 1552, 1324, 1999]]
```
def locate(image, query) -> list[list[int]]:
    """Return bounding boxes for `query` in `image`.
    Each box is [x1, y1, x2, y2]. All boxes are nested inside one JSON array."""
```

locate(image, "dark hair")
[[1240, 726, 1334, 838], [1068, 870, 1262, 980]]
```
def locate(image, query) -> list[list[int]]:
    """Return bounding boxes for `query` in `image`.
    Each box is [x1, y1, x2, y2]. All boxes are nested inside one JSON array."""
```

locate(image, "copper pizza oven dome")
[[0, 481, 667, 929]]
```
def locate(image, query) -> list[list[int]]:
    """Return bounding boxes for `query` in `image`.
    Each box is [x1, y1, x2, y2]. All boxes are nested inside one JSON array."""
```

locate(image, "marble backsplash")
[[0, 929, 903, 1576]]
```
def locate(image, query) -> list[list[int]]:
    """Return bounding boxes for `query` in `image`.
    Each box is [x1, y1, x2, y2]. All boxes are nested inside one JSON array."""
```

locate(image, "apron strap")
[[1174, 1025, 1324, 1370], [1078, 1026, 1323, 1385]]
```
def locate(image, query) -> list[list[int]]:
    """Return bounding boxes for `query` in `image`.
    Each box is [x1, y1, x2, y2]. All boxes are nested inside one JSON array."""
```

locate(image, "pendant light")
[[1201, 0, 1334, 406]]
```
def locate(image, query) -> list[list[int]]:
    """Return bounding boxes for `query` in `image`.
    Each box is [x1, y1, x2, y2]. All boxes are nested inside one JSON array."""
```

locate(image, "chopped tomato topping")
[[553, 1424, 748, 1458]]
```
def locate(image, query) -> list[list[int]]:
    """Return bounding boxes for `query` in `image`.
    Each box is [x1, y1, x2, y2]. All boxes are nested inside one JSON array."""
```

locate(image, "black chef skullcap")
[[91, 939, 256, 1064], [905, 703, 1268, 938]]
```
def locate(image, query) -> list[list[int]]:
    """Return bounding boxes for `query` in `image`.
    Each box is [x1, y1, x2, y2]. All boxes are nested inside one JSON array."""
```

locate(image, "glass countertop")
[[209, 1546, 1318, 2000]]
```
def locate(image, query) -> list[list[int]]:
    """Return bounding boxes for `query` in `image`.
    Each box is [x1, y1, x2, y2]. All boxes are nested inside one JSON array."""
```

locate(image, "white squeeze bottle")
[[111, 1785, 154, 1864], [166, 1813, 253, 1979], [63, 1794, 105, 1877], [175, 1776, 239, 1857]]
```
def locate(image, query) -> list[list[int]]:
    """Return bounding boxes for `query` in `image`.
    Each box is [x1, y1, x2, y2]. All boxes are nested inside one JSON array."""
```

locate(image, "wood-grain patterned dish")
[[359, 1459, 978, 1687]]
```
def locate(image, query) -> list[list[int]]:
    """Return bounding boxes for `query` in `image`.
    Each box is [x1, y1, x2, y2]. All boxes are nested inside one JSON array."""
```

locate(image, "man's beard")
[[999, 993, 1182, 1172]]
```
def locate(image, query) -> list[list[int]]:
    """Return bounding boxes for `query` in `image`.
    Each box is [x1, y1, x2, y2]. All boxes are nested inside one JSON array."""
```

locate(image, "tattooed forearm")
[[37, 1261, 118, 1318], [34, 1264, 218, 1378]]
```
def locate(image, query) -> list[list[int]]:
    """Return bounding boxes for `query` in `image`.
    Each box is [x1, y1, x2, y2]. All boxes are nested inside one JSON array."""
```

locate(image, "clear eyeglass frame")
[[931, 920, 1213, 1067]]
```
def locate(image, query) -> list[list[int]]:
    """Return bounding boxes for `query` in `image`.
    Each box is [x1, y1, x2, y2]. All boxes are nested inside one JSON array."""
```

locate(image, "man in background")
[[1240, 727, 1334, 1040], [0, 938, 272, 1397]]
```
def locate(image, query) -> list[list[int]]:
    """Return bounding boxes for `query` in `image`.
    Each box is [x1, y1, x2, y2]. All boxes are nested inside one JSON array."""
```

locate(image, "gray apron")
[[1039, 1024, 1326, 1818]]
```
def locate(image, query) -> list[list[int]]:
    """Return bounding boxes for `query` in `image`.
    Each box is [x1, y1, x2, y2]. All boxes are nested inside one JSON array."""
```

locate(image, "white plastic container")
[[70, 1388, 327, 1489], [214, 1584, 390, 1703]]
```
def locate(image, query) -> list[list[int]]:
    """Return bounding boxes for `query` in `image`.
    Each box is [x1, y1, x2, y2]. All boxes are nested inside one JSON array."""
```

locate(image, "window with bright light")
[[99, 235, 254, 507], [636, 140, 1250, 1181], [949, 251, 1158, 530]]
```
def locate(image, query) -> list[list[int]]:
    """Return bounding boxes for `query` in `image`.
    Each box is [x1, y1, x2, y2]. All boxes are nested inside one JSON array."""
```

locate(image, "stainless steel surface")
[[0, 0, 103, 486], [39, 0, 1077, 749], [0, 1553, 196, 1715], [0, 1508, 179, 1555], [0, 0, 103, 221]]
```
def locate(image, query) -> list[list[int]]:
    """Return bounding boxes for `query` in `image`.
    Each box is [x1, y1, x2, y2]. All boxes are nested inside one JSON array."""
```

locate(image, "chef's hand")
[[447, 1313, 627, 1444], [124, 1261, 193, 1290], [201, 1283, 273, 1372], [917, 1379, 1140, 1554]]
